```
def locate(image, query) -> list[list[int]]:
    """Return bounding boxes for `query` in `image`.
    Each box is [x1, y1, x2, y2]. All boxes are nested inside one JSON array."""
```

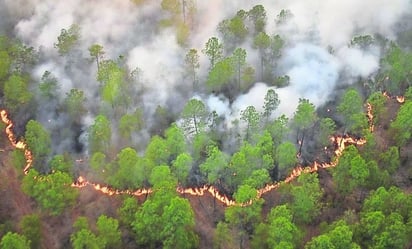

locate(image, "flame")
[[396, 96, 405, 103], [0, 109, 374, 207], [366, 102, 374, 132], [1, 110, 33, 174]]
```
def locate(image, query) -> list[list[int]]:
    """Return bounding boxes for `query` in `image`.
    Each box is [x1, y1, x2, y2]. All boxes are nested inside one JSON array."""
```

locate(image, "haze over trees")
[[0, 1, 412, 249]]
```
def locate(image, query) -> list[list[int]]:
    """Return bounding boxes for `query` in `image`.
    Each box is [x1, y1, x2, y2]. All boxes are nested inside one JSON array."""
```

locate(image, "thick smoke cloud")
[[2, 0, 411, 154]]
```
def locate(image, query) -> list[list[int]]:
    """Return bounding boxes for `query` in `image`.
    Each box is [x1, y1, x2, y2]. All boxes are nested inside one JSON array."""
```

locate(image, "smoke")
[[1, 0, 411, 156]]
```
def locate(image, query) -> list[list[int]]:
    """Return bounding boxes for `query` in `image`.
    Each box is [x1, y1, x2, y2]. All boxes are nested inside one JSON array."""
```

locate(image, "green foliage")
[[88, 115, 111, 154], [22, 170, 78, 215], [243, 169, 271, 189], [240, 105, 260, 140], [332, 145, 369, 195], [229, 142, 273, 190], [248, 5, 267, 34], [49, 154, 73, 176], [214, 222, 236, 249], [379, 146, 400, 173], [70, 228, 101, 249], [88, 44, 104, 70], [276, 141, 297, 171], [38, 71, 59, 100], [118, 197, 139, 227], [64, 88, 86, 122], [206, 57, 234, 92], [171, 153, 192, 186], [262, 89, 280, 121], [318, 118, 336, 147], [96, 215, 121, 249], [161, 197, 198, 249], [337, 88, 368, 135], [231, 48, 247, 88], [0, 232, 30, 249], [367, 92, 387, 125], [390, 101, 412, 147], [202, 37, 223, 68], [0, 50, 11, 80], [382, 42, 412, 94], [19, 215, 41, 249], [305, 222, 359, 249], [3, 74, 32, 112], [185, 48, 200, 88], [267, 205, 300, 249], [165, 123, 186, 161], [119, 109, 144, 139], [110, 147, 143, 189], [181, 98, 209, 135], [200, 145, 229, 184], [24, 120, 51, 170], [97, 60, 125, 107], [293, 98, 317, 131], [54, 24, 80, 55], [145, 135, 170, 166], [290, 173, 323, 224], [11, 150, 26, 170]]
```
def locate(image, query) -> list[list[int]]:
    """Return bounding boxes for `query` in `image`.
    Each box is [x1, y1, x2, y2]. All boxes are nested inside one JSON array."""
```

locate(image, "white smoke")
[[2, 0, 411, 153]]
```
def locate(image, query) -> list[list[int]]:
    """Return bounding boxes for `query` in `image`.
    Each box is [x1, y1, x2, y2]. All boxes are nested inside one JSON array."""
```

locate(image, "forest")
[[0, 0, 412, 248]]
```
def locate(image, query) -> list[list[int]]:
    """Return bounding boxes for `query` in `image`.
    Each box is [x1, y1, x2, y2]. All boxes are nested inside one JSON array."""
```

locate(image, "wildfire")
[[396, 96, 405, 103], [0, 110, 33, 174], [0, 109, 374, 207]]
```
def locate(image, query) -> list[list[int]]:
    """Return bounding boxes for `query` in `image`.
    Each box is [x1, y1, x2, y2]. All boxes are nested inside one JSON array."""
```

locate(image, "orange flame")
[[396, 96, 405, 103], [0, 109, 368, 207], [0, 110, 33, 174]]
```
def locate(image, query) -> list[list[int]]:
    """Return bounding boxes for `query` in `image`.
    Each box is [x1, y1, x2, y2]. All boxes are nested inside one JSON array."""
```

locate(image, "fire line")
[[0, 108, 370, 207]]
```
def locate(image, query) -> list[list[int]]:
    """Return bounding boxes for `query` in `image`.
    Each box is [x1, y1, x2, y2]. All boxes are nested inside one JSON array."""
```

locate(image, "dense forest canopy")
[[0, 0, 412, 248]]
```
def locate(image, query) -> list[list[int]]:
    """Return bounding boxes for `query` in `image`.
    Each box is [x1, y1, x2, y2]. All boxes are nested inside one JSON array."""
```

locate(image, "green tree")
[[161, 197, 199, 249], [253, 32, 271, 80], [202, 37, 223, 68], [110, 147, 142, 189], [318, 118, 336, 147], [267, 205, 300, 249], [19, 215, 41, 249], [267, 115, 289, 146], [88, 115, 111, 154], [54, 24, 80, 55], [225, 185, 262, 249], [332, 145, 369, 196], [382, 42, 412, 94], [185, 48, 200, 90], [231, 48, 247, 90], [262, 89, 280, 122], [206, 57, 234, 92], [181, 98, 208, 135], [240, 105, 260, 141], [25, 120, 51, 171], [22, 170, 78, 215], [171, 153, 192, 186], [3, 74, 32, 112], [0, 232, 30, 249], [49, 154, 73, 176], [248, 5, 267, 34], [97, 60, 125, 108], [38, 71, 59, 100], [379, 146, 400, 174], [306, 222, 359, 249], [88, 44, 105, 71], [164, 123, 186, 161], [290, 173, 323, 224], [145, 135, 170, 166], [0, 50, 11, 80], [390, 101, 412, 147], [367, 92, 387, 126], [96, 215, 121, 249], [200, 145, 229, 185], [337, 88, 368, 135], [119, 109, 144, 140], [214, 222, 236, 249], [64, 88, 86, 123], [118, 197, 139, 228], [70, 218, 102, 249], [293, 98, 317, 155], [276, 141, 297, 179]]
